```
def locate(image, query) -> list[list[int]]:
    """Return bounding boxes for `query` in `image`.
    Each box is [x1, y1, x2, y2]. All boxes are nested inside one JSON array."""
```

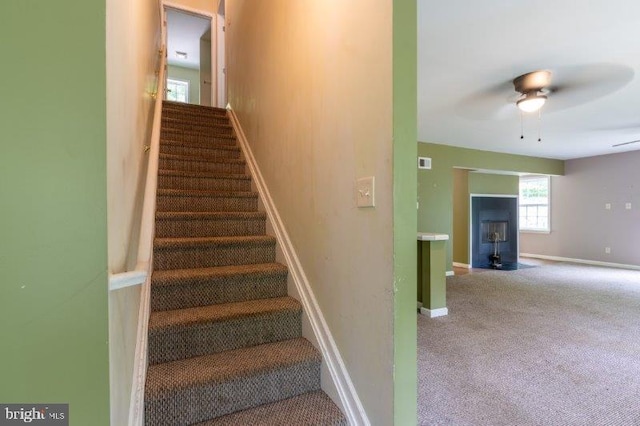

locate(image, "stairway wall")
[[106, 0, 162, 424], [0, 2, 110, 424], [225, 1, 395, 423]]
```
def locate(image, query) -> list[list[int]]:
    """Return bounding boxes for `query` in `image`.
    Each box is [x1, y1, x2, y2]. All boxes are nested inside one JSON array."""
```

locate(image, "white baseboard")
[[520, 253, 640, 271], [446, 270, 455, 277], [452, 262, 471, 269], [420, 307, 448, 318], [228, 107, 369, 426]]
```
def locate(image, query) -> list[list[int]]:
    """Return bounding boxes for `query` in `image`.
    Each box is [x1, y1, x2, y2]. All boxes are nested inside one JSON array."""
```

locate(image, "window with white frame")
[[166, 78, 189, 103], [519, 175, 550, 232]]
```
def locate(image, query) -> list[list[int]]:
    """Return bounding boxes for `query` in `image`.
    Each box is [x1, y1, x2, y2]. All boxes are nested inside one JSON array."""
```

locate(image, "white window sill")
[[519, 229, 550, 234]]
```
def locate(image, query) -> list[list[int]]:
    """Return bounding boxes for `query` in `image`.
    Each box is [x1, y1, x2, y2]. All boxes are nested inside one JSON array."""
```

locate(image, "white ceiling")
[[166, 9, 211, 69], [418, 0, 640, 160]]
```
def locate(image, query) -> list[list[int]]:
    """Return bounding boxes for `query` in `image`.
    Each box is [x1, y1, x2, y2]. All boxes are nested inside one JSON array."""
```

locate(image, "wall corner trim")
[[228, 106, 370, 426]]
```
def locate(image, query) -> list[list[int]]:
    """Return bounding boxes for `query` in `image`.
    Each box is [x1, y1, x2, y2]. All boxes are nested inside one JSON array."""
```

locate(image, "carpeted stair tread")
[[149, 296, 300, 331], [154, 211, 266, 238], [163, 101, 228, 115], [159, 142, 241, 157], [161, 134, 237, 147], [159, 154, 246, 175], [155, 235, 276, 248], [150, 263, 288, 311], [148, 296, 302, 364], [146, 338, 320, 394], [163, 110, 229, 121], [162, 117, 232, 129], [158, 170, 252, 192], [157, 188, 258, 198], [159, 153, 245, 165], [160, 138, 240, 151], [144, 338, 322, 424], [162, 126, 233, 135], [152, 262, 288, 287], [156, 211, 265, 221], [156, 189, 258, 213], [158, 169, 251, 180], [194, 391, 347, 426], [153, 235, 276, 270]]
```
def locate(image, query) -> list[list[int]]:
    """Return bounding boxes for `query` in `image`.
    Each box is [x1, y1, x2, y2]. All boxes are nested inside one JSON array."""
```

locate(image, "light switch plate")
[[625, 202, 632, 210], [605, 203, 611, 210], [356, 176, 375, 208]]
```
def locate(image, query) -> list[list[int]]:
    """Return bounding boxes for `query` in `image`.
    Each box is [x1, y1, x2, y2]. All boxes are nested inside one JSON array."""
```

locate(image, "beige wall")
[[226, 1, 394, 423], [106, 0, 162, 423], [521, 150, 640, 266]]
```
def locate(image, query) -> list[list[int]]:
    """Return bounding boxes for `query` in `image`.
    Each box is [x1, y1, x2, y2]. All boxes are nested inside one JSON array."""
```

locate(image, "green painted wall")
[[469, 173, 519, 195], [393, 0, 417, 424], [418, 143, 564, 270], [0, 2, 110, 425], [168, 64, 200, 104]]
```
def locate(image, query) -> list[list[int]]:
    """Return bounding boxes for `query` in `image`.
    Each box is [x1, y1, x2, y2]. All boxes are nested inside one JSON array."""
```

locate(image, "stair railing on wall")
[[124, 47, 165, 424], [106, 41, 166, 425]]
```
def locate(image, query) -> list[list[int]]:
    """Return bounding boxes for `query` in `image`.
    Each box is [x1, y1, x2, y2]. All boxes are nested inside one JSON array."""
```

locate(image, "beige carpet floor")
[[418, 263, 640, 426]]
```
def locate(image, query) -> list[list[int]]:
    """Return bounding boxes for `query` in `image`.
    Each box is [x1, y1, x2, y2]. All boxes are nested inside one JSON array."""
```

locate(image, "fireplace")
[[481, 221, 509, 244], [471, 197, 518, 269]]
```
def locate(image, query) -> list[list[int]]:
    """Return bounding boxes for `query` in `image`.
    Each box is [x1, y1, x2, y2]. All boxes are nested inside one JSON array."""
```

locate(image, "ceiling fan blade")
[[612, 140, 640, 148], [454, 80, 516, 120], [544, 63, 634, 113]]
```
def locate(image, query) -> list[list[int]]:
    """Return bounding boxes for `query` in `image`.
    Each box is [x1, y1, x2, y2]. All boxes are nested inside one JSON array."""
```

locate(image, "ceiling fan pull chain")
[[520, 111, 524, 140], [538, 109, 542, 142]]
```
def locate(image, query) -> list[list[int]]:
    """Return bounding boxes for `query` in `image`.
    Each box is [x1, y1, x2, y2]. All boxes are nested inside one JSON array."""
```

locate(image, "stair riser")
[[155, 218, 265, 238], [159, 158, 246, 174], [162, 110, 228, 120], [162, 115, 229, 126], [161, 131, 236, 145], [162, 122, 233, 134], [150, 272, 288, 311], [158, 175, 251, 192], [163, 104, 227, 115], [154, 242, 275, 270], [149, 310, 302, 364], [160, 144, 241, 159], [156, 195, 258, 212], [144, 360, 321, 425]]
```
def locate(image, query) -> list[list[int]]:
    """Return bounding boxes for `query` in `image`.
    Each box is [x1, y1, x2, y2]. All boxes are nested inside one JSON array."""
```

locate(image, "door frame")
[[163, 1, 216, 106]]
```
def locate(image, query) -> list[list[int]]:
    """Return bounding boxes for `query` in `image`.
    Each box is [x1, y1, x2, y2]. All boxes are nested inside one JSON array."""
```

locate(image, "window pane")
[[519, 175, 550, 231], [167, 79, 189, 103]]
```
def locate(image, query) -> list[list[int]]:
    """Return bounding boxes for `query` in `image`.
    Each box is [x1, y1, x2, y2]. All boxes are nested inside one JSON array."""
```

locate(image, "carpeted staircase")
[[144, 101, 347, 425]]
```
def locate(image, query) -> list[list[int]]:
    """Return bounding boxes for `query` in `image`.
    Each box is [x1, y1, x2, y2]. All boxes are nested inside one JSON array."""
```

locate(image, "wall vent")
[[418, 157, 432, 170]]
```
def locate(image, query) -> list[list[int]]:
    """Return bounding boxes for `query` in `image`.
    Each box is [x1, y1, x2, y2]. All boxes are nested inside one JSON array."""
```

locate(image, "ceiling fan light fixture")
[[517, 92, 547, 113]]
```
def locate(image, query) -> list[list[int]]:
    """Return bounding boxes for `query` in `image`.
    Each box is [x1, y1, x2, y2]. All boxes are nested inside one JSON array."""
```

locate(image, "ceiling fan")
[[513, 70, 552, 113], [455, 63, 634, 121]]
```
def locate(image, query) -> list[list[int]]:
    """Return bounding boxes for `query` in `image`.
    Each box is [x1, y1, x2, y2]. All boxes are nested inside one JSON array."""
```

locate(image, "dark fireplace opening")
[[481, 220, 509, 244]]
